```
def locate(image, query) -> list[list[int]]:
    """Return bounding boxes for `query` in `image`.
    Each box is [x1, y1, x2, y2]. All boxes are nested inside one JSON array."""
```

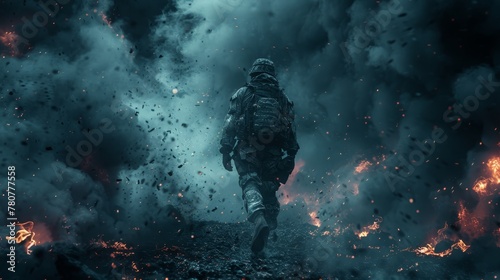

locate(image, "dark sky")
[[1, 0, 500, 273]]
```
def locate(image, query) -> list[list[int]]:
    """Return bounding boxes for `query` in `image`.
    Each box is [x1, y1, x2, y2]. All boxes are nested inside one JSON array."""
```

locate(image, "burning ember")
[[413, 223, 470, 257], [6, 221, 36, 254], [472, 157, 500, 195], [100, 12, 113, 28], [96, 10, 125, 40], [354, 160, 372, 174], [91, 240, 135, 258], [354, 218, 382, 239]]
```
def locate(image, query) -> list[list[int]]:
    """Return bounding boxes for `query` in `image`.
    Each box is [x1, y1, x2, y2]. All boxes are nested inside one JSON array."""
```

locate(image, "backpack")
[[241, 85, 290, 144]]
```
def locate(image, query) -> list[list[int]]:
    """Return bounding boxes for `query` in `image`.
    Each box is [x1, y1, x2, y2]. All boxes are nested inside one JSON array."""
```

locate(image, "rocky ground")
[[3, 220, 500, 279]]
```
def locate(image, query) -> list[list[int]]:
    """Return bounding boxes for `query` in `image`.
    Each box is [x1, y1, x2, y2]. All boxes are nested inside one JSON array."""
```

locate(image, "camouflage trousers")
[[233, 141, 282, 230]]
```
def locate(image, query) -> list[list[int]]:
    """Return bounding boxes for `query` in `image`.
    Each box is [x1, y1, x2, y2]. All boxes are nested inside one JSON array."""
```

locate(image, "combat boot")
[[266, 215, 277, 230], [251, 212, 269, 253]]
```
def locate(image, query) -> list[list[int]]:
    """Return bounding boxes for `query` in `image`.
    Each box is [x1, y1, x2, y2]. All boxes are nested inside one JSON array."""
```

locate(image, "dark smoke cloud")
[[1, 0, 500, 276]]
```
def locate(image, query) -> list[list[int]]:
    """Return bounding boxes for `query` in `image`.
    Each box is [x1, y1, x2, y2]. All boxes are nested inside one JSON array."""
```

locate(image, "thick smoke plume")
[[1, 0, 500, 277]]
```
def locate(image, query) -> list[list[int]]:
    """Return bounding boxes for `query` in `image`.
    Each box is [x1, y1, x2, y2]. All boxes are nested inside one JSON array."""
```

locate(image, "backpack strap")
[[241, 84, 256, 139]]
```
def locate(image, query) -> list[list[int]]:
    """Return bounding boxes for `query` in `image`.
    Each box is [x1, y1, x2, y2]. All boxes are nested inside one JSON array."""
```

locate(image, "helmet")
[[249, 58, 275, 77]]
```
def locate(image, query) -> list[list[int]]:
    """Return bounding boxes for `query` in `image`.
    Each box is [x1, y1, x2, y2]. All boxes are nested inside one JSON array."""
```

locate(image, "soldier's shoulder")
[[230, 86, 250, 101]]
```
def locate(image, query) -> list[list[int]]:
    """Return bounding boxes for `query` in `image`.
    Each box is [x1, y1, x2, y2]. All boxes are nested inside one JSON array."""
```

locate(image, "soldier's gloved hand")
[[277, 156, 295, 174], [222, 153, 233, 171]]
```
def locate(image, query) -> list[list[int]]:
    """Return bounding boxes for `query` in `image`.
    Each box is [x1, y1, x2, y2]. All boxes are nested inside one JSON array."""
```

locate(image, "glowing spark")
[[91, 240, 135, 258], [131, 261, 139, 272]]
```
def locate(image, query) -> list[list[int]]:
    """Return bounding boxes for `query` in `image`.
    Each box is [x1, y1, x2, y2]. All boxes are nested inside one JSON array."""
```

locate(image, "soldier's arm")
[[220, 88, 245, 154], [284, 99, 300, 157]]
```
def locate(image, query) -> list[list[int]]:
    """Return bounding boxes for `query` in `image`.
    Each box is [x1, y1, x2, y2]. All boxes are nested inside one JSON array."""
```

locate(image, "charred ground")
[[3, 219, 499, 280]]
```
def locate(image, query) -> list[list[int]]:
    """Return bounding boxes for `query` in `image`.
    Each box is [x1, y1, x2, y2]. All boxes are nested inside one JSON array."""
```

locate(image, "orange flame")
[[6, 221, 36, 254], [472, 178, 489, 194], [354, 160, 372, 174], [488, 157, 500, 184], [472, 157, 500, 195], [424, 162, 500, 253], [413, 223, 470, 257]]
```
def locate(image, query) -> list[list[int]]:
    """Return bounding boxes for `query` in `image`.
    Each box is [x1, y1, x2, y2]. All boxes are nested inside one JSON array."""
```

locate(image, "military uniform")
[[220, 58, 299, 253]]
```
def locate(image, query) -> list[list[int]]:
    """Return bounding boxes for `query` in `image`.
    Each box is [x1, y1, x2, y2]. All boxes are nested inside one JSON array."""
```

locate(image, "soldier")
[[220, 58, 300, 254]]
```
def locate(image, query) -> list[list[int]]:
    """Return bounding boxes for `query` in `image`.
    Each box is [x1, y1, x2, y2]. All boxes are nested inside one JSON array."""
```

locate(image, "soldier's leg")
[[240, 173, 266, 222], [261, 181, 280, 230], [233, 145, 270, 253], [259, 152, 282, 230], [233, 150, 265, 222]]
